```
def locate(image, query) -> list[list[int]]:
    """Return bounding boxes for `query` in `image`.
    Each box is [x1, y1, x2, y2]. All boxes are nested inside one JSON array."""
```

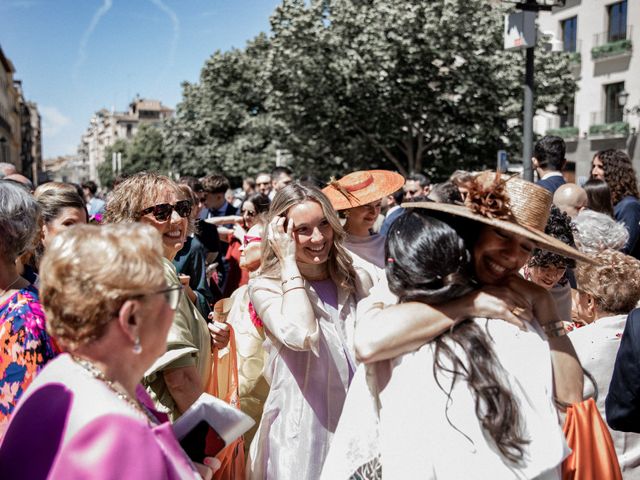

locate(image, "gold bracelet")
[[282, 275, 303, 286], [283, 286, 306, 294]]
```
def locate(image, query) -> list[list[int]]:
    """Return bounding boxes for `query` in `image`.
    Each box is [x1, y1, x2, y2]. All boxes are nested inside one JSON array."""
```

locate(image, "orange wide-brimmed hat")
[[322, 170, 405, 211], [403, 171, 594, 264]]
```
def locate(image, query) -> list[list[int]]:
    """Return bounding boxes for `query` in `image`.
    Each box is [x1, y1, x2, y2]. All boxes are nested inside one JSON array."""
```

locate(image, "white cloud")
[[40, 105, 72, 137], [73, 0, 113, 84]]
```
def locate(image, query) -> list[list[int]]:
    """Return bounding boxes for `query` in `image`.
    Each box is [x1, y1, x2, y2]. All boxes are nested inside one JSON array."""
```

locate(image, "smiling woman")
[[104, 172, 230, 429], [247, 183, 370, 480]]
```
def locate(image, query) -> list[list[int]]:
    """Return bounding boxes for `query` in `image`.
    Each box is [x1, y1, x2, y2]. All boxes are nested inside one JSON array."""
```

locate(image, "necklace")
[[0, 275, 22, 297], [71, 355, 158, 425]]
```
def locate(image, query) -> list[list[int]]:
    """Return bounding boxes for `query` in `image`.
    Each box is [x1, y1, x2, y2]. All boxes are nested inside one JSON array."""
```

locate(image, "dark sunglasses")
[[139, 200, 192, 221]]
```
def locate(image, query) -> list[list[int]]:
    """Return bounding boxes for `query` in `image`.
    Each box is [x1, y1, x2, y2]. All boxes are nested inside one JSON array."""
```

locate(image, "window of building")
[[608, 1, 627, 42], [605, 82, 625, 123], [561, 16, 578, 52], [126, 124, 133, 138], [559, 99, 575, 127]]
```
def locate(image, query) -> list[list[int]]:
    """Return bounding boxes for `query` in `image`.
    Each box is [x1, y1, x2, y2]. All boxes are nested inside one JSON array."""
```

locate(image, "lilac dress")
[[247, 276, 358, 480], [0, 354, 200, 479]]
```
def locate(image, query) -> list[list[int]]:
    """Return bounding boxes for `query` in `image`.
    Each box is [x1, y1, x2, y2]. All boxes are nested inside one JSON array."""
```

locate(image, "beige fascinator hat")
[[323, 170, 405, 211], [404, 171, 594, 264]]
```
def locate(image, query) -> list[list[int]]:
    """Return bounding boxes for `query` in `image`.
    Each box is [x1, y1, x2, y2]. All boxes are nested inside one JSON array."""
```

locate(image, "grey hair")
[[0, 181, 41, 261], [573, 208, 629, 254], [0, 163, 17, 179]]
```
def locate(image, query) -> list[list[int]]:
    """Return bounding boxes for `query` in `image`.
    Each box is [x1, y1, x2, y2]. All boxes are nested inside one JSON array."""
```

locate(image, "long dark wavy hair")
[[592, 149, 639, 206], [385, 209, 528, 463]]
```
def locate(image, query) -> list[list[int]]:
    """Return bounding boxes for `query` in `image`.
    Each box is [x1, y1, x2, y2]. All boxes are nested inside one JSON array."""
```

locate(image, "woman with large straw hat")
[[323, 172, 593, 479], [322, 170, 404, 272]]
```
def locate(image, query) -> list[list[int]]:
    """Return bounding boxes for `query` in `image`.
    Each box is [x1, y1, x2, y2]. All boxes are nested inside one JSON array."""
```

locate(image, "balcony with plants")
[[588, 112, 629, 139], [546, 126, 580, 140], [591, 26, 633, 60]]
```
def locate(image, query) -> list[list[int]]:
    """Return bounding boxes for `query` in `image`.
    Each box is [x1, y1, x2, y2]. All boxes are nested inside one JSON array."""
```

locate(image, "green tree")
[[266, 0, 577, 179], [98, 124, 167, 188], [164, 34, 282, 179], [98, 139, 128, 189]]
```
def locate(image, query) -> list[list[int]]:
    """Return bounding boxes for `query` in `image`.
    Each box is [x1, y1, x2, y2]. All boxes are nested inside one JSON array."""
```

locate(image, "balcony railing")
[[592, 25, 633, 60]]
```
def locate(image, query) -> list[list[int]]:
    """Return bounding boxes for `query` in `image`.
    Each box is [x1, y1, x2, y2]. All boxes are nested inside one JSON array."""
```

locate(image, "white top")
[[323, 282, 568, 479], [569, 314, 640, 478], [378, 318, 567, 479]]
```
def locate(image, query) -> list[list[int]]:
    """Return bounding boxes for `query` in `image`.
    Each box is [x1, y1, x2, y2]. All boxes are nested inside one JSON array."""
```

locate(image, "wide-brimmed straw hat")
[[403, 171, 594, 264], [323, 170, 405, 211]]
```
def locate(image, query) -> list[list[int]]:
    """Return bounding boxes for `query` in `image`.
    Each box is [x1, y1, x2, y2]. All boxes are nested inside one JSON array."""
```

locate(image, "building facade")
[[0, 45, 43, 183], [43, 154, 88, 184], [0, 46, 21, 171], [79, 97, 173, 184], [536, 0, 639, 181]]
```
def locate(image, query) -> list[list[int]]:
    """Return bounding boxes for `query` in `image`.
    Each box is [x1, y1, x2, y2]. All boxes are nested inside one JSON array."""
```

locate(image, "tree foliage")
[[98, 124, 166, 188], [102, 0, 577, 183], [163, 34, 282, 180], [266, 0, 577, 178]]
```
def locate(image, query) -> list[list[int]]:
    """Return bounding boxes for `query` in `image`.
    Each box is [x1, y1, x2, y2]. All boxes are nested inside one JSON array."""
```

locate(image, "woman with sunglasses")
[[0, 224, 215, 479], [222, 193, 271, 297], [105, 172, 230, 423]]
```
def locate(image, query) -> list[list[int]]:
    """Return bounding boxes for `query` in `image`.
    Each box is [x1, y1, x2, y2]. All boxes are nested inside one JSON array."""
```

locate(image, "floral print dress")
[[0, 286, 57, 434]]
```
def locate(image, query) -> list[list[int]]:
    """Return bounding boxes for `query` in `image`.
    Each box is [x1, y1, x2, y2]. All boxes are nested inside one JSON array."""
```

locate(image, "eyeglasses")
[[139, 200, 192, 222], [158, 285, 183, 310], [242, 209, 257, 217], [130, 285, 182, 311]]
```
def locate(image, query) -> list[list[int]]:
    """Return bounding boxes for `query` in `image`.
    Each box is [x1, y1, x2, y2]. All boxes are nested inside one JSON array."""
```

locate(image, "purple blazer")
[[0, 354, 199, 479]]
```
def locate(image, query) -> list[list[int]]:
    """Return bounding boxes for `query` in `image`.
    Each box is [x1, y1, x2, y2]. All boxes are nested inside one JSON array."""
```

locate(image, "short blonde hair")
[[260, 182, 356, 292], [576, 249, 640, 314], [105, 172, 182, 224], [40, 223, 165, 350]]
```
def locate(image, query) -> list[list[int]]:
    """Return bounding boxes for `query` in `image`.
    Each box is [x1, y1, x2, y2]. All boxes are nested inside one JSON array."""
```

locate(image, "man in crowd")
[[255, 172, 272, 197], [380, 188, 405, 236], [533, 135, 566, 194], [199, 174, 238, 290], [82, 180, 106, 217], [553, 183, 588, 218], [403, 173, 430, 201], [270, 166, 293, 199]]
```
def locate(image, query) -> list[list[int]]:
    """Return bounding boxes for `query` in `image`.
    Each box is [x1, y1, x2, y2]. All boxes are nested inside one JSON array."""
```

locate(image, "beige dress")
[[246, 274, 368, 480], [226, 284, 269, 450], [144, 258, 212, 420]]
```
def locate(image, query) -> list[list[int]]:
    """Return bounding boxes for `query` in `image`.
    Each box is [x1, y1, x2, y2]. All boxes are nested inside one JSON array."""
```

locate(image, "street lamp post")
[[506, 0, 566, 182], [618, 90, 640, 116]]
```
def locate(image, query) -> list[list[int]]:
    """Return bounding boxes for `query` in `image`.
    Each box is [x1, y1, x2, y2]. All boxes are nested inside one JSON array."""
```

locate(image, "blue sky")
[[0, 0, 281, 158]]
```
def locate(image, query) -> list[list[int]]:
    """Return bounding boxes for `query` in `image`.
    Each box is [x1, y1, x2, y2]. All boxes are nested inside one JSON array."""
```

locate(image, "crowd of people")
[[1, 140, 640, 479]]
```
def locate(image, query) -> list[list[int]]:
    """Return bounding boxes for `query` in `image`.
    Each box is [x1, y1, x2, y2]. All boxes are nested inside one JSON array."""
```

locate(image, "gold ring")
[[511, 306, 525, 317]]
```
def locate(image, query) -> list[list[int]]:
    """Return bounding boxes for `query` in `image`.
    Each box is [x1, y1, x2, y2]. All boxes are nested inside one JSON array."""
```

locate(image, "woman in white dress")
[[247, 183, 369, 480]]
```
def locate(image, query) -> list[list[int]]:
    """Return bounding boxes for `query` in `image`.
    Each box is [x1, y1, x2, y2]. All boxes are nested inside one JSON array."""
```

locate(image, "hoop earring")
[[133, 336, 142, 354]]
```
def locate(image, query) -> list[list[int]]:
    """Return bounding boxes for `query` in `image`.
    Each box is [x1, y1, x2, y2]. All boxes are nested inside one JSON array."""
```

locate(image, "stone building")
[[79, 96, 173, 183], [0, 45, 42, 183], [536, 0, 639, 180], [0, 45, 21, 171]]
